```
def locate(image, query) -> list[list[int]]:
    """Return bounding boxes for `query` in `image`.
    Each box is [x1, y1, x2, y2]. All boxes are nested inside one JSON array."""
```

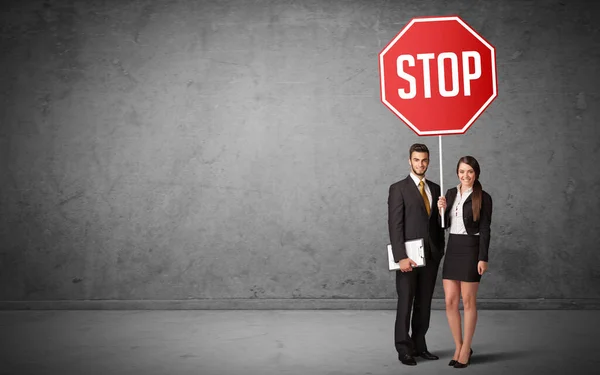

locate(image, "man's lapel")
[[425, 180, 436, 216]]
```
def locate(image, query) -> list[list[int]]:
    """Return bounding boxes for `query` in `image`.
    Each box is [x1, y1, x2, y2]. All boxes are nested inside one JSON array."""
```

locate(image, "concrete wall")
[[1, 0, 599, 309]]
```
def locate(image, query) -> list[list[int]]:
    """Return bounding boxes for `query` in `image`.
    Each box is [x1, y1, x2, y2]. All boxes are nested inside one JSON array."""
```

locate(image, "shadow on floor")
[[430, 347, 542, 365], [471, 349, 539, 364]]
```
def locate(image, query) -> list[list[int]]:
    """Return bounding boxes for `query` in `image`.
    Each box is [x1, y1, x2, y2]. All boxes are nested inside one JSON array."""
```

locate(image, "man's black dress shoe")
[[415, 350, 439, 360], [398, 354, 417, 366]]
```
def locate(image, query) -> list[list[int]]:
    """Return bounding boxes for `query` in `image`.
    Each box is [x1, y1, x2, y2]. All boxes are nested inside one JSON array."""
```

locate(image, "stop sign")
[[379, 16, 497, 135]]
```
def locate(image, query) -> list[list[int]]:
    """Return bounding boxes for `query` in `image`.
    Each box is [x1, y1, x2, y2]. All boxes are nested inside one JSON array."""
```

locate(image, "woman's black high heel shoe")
[[453, 348, 473, 368]]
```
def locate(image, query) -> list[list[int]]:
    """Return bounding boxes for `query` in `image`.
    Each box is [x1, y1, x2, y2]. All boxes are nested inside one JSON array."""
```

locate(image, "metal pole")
[[439, 135, 444, 227]]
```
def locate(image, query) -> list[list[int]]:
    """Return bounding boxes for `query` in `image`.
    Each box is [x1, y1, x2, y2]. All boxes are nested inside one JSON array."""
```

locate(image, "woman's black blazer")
[[442, 187, 493, 262]]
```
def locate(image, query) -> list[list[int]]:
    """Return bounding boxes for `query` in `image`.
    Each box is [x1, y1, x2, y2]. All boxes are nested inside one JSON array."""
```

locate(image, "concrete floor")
[[1, 310, 599, 375]]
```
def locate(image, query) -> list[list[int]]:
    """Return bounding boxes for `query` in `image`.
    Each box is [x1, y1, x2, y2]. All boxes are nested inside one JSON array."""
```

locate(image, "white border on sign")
[[379, 16, 497, 136]]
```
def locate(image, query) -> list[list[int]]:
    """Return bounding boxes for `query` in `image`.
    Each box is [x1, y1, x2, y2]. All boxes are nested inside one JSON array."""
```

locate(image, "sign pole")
[[439, 135, 444, 227]]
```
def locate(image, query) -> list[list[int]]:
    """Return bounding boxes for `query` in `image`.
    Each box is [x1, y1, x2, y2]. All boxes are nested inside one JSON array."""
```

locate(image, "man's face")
[[409, 151, 429, 177]]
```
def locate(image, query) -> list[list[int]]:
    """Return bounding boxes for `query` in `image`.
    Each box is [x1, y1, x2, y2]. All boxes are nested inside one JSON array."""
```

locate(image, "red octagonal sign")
[[379, 16, 497, 135]]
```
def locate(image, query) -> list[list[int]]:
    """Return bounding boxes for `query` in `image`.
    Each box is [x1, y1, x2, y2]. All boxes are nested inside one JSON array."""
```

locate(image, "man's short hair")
[[409, 143, 429, 158]]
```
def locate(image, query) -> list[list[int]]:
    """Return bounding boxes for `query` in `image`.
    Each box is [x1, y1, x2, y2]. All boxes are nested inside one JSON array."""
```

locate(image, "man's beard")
[[412, 166, 427, 177]]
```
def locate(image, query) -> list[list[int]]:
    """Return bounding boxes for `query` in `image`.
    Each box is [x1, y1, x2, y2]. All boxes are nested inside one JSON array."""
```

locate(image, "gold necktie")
[[419, 180, 430, 216]]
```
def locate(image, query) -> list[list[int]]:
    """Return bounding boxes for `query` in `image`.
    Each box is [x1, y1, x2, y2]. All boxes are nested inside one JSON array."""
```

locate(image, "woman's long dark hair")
[[456, 156, 482, 221]]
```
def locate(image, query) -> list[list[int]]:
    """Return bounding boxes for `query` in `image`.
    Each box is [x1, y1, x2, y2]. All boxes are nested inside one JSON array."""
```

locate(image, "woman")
[[437, 156, 493, 369]]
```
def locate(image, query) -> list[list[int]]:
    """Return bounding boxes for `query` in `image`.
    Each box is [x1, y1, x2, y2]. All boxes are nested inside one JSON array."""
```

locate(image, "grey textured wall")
[[1, 0, 599, 308]]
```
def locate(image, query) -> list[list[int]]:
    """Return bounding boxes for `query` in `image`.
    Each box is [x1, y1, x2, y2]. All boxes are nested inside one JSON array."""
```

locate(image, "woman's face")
[[457, 162, 476, 188]]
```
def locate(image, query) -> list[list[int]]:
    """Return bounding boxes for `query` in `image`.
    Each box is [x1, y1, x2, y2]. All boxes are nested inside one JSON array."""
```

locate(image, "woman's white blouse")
[[449, 185, 479, 235]]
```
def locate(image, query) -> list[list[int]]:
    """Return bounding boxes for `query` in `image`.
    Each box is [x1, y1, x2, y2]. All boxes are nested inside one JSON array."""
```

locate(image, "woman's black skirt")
[[442, 234, 482, 282]]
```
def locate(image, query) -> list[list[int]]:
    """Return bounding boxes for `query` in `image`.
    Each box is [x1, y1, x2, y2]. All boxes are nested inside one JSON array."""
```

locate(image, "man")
[[387, 143, 445, 366]]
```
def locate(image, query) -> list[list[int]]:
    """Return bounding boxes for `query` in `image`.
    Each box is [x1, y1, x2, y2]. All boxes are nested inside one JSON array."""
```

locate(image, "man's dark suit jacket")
[[442, 187, 493, 262], [388, 175, 445, 264]]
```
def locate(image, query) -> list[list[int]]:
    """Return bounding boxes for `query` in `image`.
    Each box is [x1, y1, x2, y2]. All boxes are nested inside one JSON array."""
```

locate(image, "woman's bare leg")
[[443, 279, 462, 361], [458, 281, 480, 363]]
